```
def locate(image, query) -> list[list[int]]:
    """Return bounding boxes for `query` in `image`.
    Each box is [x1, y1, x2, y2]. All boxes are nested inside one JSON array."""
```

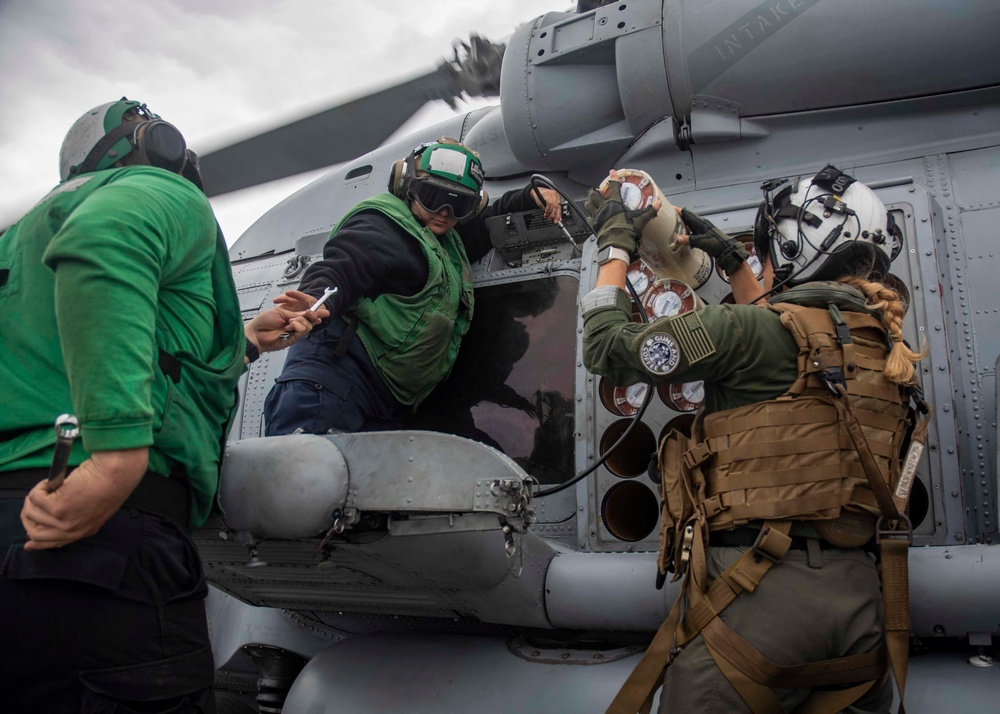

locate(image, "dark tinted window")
[[407, 276, 577, 484]]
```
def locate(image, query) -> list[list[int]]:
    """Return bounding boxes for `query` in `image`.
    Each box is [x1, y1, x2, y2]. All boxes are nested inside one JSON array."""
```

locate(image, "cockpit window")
[[407, 276, 577, 485]]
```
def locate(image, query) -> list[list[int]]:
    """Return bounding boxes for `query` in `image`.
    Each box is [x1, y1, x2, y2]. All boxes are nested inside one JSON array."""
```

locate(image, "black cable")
[[534, 277, 656, 498], [526, 173, 657, 499], [530, 174, 592, 246]]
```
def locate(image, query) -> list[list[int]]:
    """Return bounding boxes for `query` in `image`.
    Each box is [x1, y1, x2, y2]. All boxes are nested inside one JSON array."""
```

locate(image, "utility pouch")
[[656, 428, 696, 580]]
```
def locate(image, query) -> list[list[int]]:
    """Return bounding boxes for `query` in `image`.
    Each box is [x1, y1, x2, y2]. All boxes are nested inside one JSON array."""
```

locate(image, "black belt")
[[0, 467, 190, 529], [709, 527, 830, 550]]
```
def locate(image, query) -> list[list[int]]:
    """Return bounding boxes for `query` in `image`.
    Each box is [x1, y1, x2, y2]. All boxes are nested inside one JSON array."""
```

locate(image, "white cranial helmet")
[[754, 165, 898, 286]]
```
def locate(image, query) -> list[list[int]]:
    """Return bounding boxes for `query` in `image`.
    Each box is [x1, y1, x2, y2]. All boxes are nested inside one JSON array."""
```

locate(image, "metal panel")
[[921, 153, 998, 542], [545, 552, 680, 631], [669, 0, 1000, 117], [910, 545, 1000, 637], [197, 526, 556, 628], [283, 634, 648, 714]]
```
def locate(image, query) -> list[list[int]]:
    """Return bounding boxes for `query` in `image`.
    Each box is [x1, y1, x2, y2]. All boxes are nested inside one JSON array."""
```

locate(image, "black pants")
[[0, 498, 215, 713], [264, 320, 402, 435]]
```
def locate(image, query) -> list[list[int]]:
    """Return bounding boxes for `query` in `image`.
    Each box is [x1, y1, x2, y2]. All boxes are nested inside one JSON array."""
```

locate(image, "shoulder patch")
[[640, 334, 681, 375], [672, 311, 716, 365]]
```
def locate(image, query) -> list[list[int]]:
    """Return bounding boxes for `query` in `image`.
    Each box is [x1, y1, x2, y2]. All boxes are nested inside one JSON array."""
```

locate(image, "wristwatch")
[[245, 336, 261, 364], [596, 246, 632, 266]]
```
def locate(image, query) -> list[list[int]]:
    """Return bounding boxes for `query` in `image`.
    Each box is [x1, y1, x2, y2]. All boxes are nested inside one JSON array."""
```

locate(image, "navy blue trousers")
[[264, 319, 402, 435], [0, 498, 215, 714]]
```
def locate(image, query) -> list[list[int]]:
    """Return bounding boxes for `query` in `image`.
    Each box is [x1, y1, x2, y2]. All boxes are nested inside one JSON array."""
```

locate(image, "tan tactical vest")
[[613, 301, 928, 714], [657, 302, 912, 576]]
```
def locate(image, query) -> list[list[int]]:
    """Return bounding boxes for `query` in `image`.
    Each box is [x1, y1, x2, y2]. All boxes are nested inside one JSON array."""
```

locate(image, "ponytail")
[[838, 276, 927, 385]]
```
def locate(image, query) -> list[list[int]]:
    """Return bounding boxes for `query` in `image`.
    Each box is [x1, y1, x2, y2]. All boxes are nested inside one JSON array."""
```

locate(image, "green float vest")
[[336, 193, 475, 406]]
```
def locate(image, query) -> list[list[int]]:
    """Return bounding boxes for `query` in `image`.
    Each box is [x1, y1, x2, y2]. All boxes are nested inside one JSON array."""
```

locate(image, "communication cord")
[[526, 174, 656, 499]]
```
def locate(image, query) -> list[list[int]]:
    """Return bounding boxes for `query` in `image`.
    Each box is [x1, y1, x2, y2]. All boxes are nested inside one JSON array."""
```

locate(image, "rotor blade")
[[198, 66, 463, 197]]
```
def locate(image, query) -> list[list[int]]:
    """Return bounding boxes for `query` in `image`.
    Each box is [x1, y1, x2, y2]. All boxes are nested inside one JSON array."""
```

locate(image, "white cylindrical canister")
[[641, 278, 705, 322], [599, 169, 712, 287]]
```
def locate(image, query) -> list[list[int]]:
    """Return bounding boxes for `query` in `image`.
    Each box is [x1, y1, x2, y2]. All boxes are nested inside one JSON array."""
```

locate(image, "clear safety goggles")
[[410, 179, 480, 221]]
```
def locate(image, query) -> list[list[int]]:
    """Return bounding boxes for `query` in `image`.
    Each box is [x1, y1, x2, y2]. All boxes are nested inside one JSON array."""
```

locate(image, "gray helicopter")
[[195, 1, 1000, 711]]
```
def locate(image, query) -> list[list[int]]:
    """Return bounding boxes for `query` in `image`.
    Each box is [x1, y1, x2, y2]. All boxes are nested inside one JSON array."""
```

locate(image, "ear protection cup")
[[474, 189, 489, 218], [387, 159, 407, 197], [136, 121, 187, 174], [77, 119, 188, 176], [752, 202, 771, 262]]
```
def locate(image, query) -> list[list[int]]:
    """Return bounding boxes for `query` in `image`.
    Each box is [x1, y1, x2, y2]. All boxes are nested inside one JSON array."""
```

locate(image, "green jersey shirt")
[[0, 166, 244, 527]]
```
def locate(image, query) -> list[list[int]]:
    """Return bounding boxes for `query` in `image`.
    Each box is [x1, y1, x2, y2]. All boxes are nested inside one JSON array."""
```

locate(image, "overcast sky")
[[0, 0, 560, 242]]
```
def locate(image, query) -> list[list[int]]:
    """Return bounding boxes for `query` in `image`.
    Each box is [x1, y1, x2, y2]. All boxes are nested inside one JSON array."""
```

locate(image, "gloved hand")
[[585, 180, 659, 257], [680, 208, 749, 275]]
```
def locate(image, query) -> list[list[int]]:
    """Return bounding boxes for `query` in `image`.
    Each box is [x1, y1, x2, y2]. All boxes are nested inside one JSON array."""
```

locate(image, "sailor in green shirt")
[[584, 169, 926, 713], [0, 98, 324, 713]]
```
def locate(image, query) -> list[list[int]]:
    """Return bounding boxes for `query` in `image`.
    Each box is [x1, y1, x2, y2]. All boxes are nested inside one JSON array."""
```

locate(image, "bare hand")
[[247, 293, 328, 352], [21, 449, 148, 550], [273, 289, 325, 313], [532, 187, 564, 223]]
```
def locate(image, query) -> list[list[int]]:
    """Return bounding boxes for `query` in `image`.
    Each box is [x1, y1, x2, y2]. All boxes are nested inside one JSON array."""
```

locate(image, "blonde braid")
[[838, 276, 927, 385]]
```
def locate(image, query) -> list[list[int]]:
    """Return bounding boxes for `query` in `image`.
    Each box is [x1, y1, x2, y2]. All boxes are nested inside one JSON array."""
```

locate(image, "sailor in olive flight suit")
[[583, 168, 927, 714]]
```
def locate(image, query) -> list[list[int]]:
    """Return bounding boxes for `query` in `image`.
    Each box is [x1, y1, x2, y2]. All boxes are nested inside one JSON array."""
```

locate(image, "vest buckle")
[[821, 366, 847, 397], [751, 525, 792, 564], [684, 442, 712, 469], [876, 513, 913, 546], [676, 523, 696, 577]]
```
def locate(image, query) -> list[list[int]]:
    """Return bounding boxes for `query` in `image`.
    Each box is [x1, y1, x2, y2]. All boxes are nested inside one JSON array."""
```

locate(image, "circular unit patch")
[[640, 334, 681, 375]]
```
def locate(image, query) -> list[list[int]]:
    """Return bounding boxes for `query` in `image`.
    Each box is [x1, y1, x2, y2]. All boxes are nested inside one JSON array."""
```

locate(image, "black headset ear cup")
[[137, 121, 187, 173], [752, 203, 769, 260], [388, 160, 406, 197]]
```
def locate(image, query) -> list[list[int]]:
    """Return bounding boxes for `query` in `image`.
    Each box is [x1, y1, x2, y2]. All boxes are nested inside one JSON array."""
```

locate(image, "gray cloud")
[[0, 0, 553, 237]]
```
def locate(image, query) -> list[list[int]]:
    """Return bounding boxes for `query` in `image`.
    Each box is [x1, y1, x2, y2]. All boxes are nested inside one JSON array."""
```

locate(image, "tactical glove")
[[585, 180, 659, 258], [680, 208, 749, 276]]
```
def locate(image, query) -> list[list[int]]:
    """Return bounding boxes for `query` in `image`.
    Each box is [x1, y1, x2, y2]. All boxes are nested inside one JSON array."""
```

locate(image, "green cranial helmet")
[[395, 138, 488, 222], [58, 98, 157, 181], [413, 140, 485, 193]]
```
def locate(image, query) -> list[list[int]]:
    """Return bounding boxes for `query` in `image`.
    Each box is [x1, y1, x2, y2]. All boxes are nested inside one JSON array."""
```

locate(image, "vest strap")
[[334, 316, 359, 358], [709, 462, 862, 492], [708, 432, 897, 465], [702, 617, 888, 689], [703, 405, 838, 437]]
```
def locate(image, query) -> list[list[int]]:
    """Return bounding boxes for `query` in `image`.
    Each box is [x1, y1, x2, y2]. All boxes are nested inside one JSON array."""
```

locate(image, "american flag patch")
[[672, 311, 716, 364]]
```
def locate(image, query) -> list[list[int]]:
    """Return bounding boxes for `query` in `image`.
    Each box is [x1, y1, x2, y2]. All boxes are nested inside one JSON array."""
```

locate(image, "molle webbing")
[[611, 301, 917, 714], [684, 304, 909, 534]]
